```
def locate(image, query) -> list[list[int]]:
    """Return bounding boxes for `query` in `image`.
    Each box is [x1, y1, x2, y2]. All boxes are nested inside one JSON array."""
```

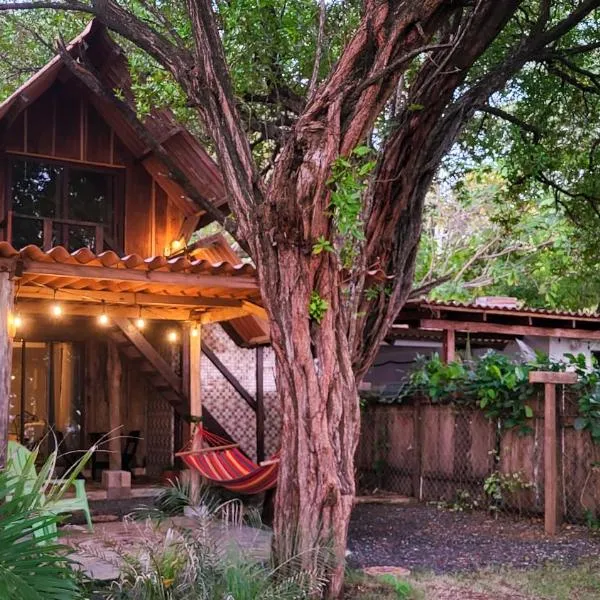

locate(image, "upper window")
[[6, 157, 123, 253]]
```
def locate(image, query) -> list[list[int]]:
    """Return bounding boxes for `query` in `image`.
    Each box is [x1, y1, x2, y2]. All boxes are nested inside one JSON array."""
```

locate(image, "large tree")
[[2, 1, 600, 596]]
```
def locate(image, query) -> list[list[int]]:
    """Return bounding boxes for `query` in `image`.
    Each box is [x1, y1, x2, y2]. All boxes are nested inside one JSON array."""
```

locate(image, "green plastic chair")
[[6, 441, 93, 538]]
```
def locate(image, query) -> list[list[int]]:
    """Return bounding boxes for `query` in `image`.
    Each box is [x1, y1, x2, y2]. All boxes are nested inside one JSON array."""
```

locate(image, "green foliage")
[[402, 350, 600, 442], [473, 353, 535, 433], [100, 518, 330, 599], [405, 351, 552, 433], [483, 470, 532, 515], [312, 235, 334, 255], [308, 291, 328, 323], [415, 171, 600, 311], [407, 354, 469, 403], [327, 146, 376, 267], [436, 489, 480, 513], [566, 354, 600, 443], [0, 447, 88, 600]]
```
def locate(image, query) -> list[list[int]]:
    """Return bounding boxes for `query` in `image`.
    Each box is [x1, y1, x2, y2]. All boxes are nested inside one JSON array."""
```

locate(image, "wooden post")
[[0, 272, 14, 467], [107, 341, 122, 471], [529, 371, 577, 535], [189, 323, 202, 496], [442, 328, 455, 363], [256, 346, 265, 463], [411, 397, 424, 501]]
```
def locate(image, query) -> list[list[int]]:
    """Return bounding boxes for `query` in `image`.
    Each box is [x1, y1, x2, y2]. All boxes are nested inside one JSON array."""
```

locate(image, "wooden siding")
[[1, 79, 187, 256]]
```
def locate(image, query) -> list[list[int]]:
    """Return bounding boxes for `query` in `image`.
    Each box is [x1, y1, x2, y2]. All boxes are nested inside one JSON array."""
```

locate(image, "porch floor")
[[62, 517, 273, 581]]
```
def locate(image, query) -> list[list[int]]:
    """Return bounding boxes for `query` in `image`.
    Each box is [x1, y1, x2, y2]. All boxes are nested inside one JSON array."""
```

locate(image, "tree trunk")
[[0, 272, 14, 468], [266, 249, 359, 599]]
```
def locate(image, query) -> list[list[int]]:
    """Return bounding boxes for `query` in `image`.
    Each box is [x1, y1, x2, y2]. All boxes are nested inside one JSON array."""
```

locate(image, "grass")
[[345, 558, 600, 598], [407, 559, 600, 599], [344, 570, 420, 599]]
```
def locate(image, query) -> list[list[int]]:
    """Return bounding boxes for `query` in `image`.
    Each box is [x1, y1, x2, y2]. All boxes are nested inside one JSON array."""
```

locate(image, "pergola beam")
[[16, 300, 192, 321], [418, 319, 600, 341], [1, 259, 258, 290], [16, 285, 244, 309]]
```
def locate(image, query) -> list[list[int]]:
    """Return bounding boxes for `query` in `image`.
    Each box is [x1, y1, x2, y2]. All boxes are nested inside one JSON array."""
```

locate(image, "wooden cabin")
[[0, 21, 273, 486]]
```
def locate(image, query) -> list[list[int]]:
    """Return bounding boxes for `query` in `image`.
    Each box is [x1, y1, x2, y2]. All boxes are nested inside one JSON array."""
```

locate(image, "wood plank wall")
[[0, 79, 186, 257], [357, 396, 600, 523]]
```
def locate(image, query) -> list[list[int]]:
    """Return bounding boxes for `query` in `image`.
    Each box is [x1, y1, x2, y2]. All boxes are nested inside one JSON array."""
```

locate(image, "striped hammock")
[[176, 428, 279, 495]]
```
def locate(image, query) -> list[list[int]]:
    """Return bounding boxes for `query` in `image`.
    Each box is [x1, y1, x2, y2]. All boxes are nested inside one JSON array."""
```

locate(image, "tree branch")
[[307, 0, 326, 98], [355, 42, 454, 95], [476, 104, 542, 142]]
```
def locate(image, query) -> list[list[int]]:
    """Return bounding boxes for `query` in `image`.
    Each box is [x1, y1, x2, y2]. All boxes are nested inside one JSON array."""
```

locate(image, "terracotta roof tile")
[[407, 299, 600, 319], [0, 242, 256, 278]]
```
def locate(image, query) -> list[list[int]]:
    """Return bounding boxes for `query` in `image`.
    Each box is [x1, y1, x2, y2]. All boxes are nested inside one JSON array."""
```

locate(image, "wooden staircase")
[[106, 317, 232, 442]]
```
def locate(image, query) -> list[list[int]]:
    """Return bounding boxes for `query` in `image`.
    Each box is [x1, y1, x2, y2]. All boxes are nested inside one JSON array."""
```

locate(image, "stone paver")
[[62, 516, 272, 581]]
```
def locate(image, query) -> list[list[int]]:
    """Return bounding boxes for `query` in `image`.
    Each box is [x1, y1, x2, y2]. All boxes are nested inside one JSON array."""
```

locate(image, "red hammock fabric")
[[178, 428, 278, 495]]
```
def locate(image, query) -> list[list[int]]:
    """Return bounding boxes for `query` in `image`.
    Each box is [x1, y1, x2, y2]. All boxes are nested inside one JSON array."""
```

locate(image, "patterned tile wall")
[[201, 324, 281, 460]]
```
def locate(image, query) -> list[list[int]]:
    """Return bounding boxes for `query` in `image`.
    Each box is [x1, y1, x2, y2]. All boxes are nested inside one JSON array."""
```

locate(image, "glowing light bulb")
[[167, 330, 178, 343], [13, 314, 23, 329], [98, 312, 110, 326], [135, 317, 146, 329], [51, 303, 63, 317], [191, 325, 199, 338], [171, 239, 182, 251]]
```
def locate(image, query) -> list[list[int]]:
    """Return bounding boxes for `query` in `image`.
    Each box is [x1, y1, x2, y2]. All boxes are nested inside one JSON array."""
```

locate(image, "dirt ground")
[[347, 503, 600, 573], [347, 503, 600, 599]]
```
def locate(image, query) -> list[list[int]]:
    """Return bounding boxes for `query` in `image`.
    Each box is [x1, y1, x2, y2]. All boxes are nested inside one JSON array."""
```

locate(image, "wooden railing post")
[[529, 371, 577, 535]]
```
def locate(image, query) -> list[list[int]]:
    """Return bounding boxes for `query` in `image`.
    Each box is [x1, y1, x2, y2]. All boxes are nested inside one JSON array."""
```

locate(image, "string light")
[[167, 329, 178, 343], [51, 290, 63, 317], [135, 298, 145, 329], [97, 301, 110, 326]]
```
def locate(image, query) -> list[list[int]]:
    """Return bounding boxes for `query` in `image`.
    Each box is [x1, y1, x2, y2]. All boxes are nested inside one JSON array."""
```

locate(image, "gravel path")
[[347, 504, 600, 574]]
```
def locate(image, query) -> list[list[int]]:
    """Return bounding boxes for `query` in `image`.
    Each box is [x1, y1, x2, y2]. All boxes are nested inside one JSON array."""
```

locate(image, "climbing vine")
[[388, 350, 600, 440], [325, 145, 376, 268]]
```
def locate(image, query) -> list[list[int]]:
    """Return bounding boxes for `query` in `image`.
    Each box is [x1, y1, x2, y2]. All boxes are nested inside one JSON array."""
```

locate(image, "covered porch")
[[0, 240, 267, 494]]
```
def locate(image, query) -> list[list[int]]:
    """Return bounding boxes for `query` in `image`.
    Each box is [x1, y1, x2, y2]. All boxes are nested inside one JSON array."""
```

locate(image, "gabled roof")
[[0, 19, 227, 227]]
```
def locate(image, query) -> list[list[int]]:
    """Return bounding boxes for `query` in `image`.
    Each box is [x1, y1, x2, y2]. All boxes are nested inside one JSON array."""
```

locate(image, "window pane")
[[10, 160, 60, 218], [53, 223, 97, 252], [12, 216, 44, 248], [68, 169, 114, 230]]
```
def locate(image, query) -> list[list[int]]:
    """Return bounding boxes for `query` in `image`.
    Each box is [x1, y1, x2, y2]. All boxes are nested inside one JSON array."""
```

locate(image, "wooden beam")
[[529, 370, 577, 536], [241, 301, 268, 321], [16, 300, 192, 321], [0, 273, 14, 467], [442, 329, 455, 363], [419, 319, 600, 341], [9, 259, 258, 290], [202, 341, 257, 411], [256, 346, 265, 463], [198, 307, 249, 324], [114, 318, 183, 395], [188, 321, 202, 496], [529, 371, 578, 385], [107, 340, 123, 471], [17, 285, 244, 309]]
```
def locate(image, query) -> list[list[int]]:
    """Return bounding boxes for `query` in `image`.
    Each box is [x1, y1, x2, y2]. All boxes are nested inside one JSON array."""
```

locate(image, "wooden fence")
[[356, 393, 600, 522]]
